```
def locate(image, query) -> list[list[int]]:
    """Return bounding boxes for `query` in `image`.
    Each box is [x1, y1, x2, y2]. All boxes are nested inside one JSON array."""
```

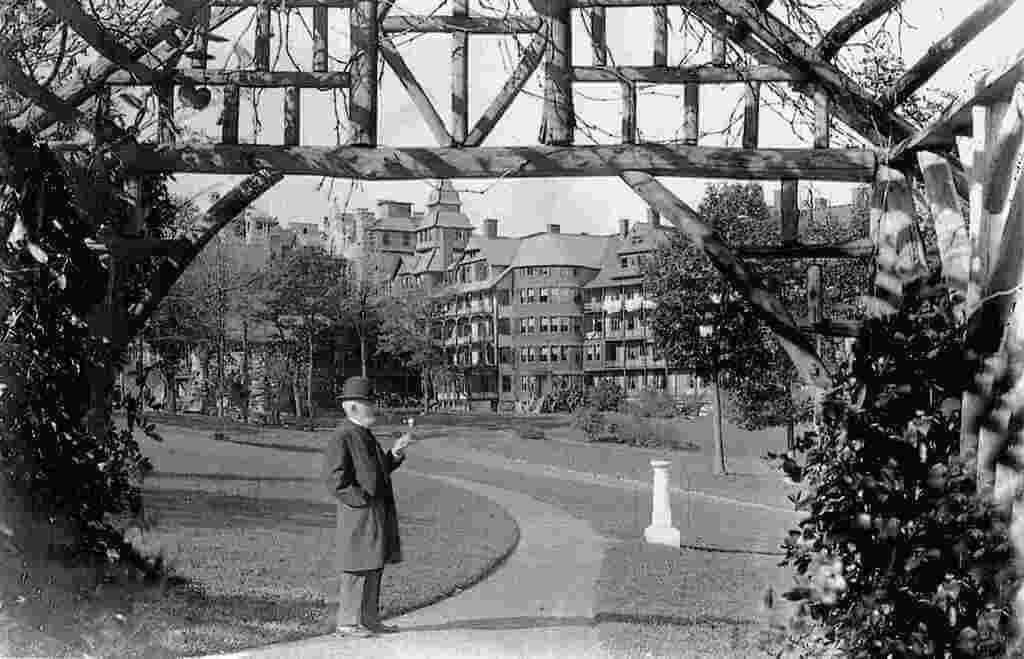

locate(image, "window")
[[403, 233, 412, 247], [610, 317, 621, 331], [561, 345, 569, 362], [497, 289, 510, 306], [528, 347, 537, 362], [500, 347, 513, 364], [539, 288, 550, 303], [573, 317, 582, 333], [560, 317, 570, 333], [620, 257, 628, 268], [381, 232, 391, 246], [520, 347, 529, 363], [627, 374, 639, 391], [539, 345, 548, 362], [520, 376, 532, 392], [498, 318, 511, 335], [627, 343, 639, 360], [527, 316, 536, 333], [539, 316, 549, 332], [626, 315, 636, 331], [502, 375, 512, 393]]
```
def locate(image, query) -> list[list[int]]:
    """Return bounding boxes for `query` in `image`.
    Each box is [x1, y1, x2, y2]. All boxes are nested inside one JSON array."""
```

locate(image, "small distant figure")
[[324, 376, 413, 638]]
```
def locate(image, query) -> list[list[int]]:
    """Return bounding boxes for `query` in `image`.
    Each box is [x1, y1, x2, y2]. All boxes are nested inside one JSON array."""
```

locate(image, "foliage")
[[766, 282, 1015, 658], [646, 182, 869, 431], [376, 289, 450, 409], [571, 408, 697, 451], [0, 128, 152, 558], [621, 389, 683, 419], [585, 380, 625, 412], [540, 381, 585, 413]]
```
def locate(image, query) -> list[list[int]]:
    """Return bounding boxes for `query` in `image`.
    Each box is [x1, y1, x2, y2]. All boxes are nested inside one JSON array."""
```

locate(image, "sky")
[[162, 0, 1024, 236]]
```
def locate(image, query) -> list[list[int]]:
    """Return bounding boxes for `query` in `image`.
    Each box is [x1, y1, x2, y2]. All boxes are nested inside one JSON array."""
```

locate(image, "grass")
[[1, 472, 518, 658], [593, 540, 796, 658]]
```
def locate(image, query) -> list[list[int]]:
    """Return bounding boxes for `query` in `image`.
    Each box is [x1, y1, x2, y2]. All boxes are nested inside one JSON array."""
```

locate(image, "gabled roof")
[[400, 248, 443, 275], [421, 208, 473, 229], [616, 221, 674, 254], [371, 215, 420, 232], [508, 232, 611, 269]]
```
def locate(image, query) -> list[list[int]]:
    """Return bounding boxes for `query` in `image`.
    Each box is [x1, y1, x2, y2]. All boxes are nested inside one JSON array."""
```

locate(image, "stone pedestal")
[[644, 459, 681, 547]]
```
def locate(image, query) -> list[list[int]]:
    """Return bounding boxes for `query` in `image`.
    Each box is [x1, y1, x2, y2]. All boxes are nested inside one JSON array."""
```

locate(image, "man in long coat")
[[323, 376, 411, 637]]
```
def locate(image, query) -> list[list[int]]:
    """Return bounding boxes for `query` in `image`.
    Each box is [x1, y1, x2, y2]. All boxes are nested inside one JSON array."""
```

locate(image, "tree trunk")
[[165, 364, 178, 414], [241, 319, 250, 422], [360, 334, 368, 378], [712, 369, 727, 475], [200, 349, 212, 414], [292, 372, 303, 419], [217, 330, 226, 418], [307, 331, 315, 423]]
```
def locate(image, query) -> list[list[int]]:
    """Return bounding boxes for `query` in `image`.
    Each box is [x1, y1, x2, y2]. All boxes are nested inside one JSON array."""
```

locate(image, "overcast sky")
[[165, 1, 1023, 235]]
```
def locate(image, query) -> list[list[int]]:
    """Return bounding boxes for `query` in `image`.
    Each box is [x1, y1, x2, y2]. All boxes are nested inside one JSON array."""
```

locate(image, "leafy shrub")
[[585, 380, 625, 412], [766, 284, 1015, 657], [572, 408, 697, 451], [621, 389, 682, 418], [541, 385, 585, 413], [1, 130, 156, 561]]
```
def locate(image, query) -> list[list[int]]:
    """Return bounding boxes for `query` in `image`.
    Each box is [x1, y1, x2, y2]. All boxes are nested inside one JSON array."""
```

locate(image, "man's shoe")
[[366, 623, 400, 634], [334, 625, 375, 638]]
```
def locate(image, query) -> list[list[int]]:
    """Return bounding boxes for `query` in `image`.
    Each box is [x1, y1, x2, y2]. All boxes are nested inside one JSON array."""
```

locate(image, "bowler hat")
[[339, 376, 375, 402]]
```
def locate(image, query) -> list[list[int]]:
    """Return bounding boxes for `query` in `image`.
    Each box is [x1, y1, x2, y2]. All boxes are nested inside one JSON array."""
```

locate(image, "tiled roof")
[[463, 235, 522, 265], [616, 221, 674, 254], [508, 233, 611, 269], [371, 215, 419, 232], [402, 248, 442, 274]]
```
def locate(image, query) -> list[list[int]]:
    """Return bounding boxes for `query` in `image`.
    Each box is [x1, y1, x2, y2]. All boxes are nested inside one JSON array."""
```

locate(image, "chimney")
[[618, 218, 630, 237], [646, 207, 660, 226], [484, 218, 499, 238], [547, 223, 561, 234]]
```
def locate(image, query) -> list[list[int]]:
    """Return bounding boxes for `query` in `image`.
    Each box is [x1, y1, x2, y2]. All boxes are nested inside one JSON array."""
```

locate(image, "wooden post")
[[156, 80, 174, 144], [313, 6, 329, 72], [918, 151, 970, 296], [813, 86, 830, 148], [350, 0, 379, 146], [254, 1, 271, 71], [869, 166, 927, 316], [622, 82, 637, 144], [589, 8, 606, 65], [191, 3, 211, 69], [653, 6, 667, 66], [742, 81, 760, 148], [284, 87, 301, 146], [543, 0, 573, 145], [451, 0, 469, 145], [780, 178, 798, 244], [222, 84, 240, 144], [711, 34, 727, 66], [683, 82, 699, 145]]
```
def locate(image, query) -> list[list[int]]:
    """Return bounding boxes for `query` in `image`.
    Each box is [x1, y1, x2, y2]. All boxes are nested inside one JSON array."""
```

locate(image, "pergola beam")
[[572, 64, 802, 84], [880, 0, 1018, 110], [103, 69, 351, 88], [45, 142, 879, 181], [815, 0, 905, 62], [381, 15, 542, 33], [737, 238, 874, 259]]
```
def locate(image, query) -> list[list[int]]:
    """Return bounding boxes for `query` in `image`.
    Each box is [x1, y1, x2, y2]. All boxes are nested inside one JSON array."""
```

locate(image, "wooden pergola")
[[1, 0, 1020, 392]]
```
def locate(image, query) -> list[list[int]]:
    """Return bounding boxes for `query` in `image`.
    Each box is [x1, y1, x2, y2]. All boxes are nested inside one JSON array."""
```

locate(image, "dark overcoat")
[[322, 418, 404, 571]]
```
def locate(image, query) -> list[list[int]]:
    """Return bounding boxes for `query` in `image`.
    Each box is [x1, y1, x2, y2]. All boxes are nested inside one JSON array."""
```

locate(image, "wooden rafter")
[[572, 64, 801, 84], [465, 31, 548, 147], [879, 0, 1018, 110], [16, 0, 244, 134], [737, 238, 874, 259], [0, 51, 90, 128], [44, 142, 877, 180], [815, 0, 904, 62], [379, 37, 452, 146]]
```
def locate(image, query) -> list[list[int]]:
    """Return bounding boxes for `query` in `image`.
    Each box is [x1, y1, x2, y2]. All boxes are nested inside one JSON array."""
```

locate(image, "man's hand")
[[392, 433, 412, 456]]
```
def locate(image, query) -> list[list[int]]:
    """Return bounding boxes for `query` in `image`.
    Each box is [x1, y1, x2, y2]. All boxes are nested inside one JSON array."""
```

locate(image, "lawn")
[[0, 472, 519, 658]]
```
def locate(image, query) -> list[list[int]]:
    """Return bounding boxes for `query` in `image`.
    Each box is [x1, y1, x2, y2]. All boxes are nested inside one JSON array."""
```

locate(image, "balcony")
[[622, 328, 647, 339]]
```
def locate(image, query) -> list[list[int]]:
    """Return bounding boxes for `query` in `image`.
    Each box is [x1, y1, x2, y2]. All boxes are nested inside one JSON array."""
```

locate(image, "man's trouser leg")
[[337, 568, 383, 628]]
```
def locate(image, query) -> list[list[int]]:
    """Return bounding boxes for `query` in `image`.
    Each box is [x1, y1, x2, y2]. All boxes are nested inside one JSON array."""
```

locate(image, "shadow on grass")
[[395, 616, 597, 632], [594, 612, 759, 628]]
